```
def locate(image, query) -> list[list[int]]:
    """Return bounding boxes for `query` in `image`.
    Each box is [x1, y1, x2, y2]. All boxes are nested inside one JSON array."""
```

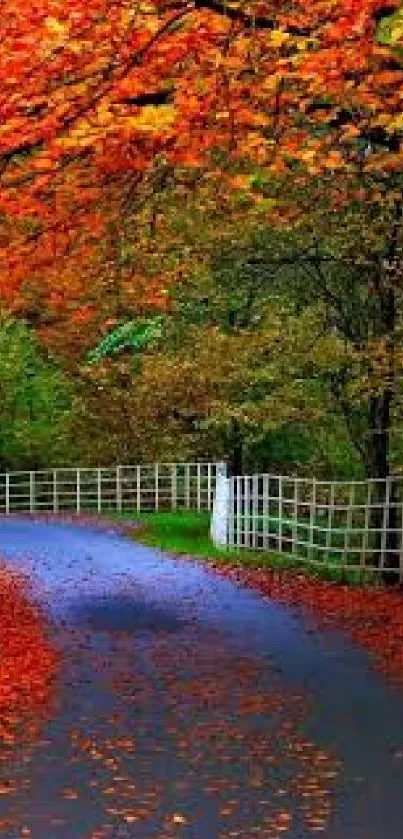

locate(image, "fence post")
[[309, 477, 316, 561], [236, 475, 242, 548], [197, 462, 201, 512], [252, 474, 258, 548], [210, 462, 229, 547], [185, 464, 190, 508], [5, 473, 9, 515], [228, 477, 234, 547], [136, 466, 141, 512], [244, 477, 250, 548], [278, 475, 283, 553], [263, 474, 269, 550], [399, 477, 403, 583], [76, 469, 80, 514], [380, 478, 390, 571], [30, 471, 35, 514], [292, 478, 298, 556], [325, 482, 334, 563], [361, 480, 371, 570], [343, 482, 354, 565], [97, 469, 102, 513], [155, 463, 159, 511], [53, 470, 58, 513], [116, 465, 122, 513], [207, 464, 212, 511], [171, 464, 177, 510]]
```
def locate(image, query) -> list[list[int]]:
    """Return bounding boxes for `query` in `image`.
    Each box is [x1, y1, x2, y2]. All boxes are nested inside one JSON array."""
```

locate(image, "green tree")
[[0, 318, 74, 470]]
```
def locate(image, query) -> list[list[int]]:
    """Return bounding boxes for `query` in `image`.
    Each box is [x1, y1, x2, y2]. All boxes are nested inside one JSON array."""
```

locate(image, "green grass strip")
[[100, 509, 377, 587]]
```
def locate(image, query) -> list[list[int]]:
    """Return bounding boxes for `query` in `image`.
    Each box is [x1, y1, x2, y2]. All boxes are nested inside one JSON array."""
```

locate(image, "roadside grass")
[[100, 508, 378, 587]]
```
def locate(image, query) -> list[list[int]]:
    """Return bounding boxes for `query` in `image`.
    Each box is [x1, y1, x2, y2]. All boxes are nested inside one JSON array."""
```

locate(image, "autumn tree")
[[0, 0, 401, 576], [0, 0, 401, 357], [0, 0, 401, 233], [81, 283, 362, 478]]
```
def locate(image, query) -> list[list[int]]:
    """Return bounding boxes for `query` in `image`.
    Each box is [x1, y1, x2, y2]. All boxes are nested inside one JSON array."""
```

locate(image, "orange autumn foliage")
[[0, 0, 400, 352], [0, 1, 400, 237]]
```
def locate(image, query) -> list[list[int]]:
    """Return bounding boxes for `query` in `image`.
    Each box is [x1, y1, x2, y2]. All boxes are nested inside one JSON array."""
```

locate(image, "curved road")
[[0, 518, 402, 839]]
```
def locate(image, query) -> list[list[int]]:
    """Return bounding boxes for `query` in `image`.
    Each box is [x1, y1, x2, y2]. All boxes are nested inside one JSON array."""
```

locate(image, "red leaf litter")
[[204, 561, 403, 687], [0, 562, 58, 743]]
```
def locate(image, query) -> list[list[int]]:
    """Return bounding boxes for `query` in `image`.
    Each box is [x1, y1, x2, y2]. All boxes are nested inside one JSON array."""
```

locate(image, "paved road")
[[0, 518, 402, 839]]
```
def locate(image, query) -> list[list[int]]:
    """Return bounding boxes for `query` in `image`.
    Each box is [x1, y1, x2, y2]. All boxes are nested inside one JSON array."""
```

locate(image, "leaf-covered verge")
[[0, 561, 59, 744], [205, 562, 403, 690], [96, 509, 403, 688]]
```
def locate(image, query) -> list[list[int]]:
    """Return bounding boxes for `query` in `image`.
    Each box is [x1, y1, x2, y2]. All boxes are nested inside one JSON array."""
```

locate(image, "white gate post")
[[210, 462, 230, 547]]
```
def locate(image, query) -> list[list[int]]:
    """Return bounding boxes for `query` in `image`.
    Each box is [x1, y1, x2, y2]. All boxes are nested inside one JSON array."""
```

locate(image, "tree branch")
[[0, 8, 191, 174], [246, 251, 376, 271], [116, 89, 174, 107], [193, 0, 312, 34]]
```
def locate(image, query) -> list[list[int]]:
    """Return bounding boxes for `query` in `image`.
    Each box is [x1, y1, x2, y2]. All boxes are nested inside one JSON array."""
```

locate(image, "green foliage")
[[87, 315, 167, 363], [10, 166, 401, 486], [245, 424, 319, 474], [375, 7, 403, 46], [0, 317, 74, 469]]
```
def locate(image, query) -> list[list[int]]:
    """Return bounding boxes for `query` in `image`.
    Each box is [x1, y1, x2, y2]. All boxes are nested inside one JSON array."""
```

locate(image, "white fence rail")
[[0, 462, 225, 516], [212, 472, 403, 579]]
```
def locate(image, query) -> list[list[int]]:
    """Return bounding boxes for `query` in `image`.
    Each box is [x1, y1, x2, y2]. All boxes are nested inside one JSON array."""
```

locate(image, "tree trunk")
[[366, 196, 402, 583], [367, 391, 400, 583], [228, 417, 243, 477]]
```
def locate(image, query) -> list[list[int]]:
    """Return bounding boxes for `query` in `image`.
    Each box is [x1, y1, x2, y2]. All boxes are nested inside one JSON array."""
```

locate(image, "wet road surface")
[[0, 517, 402, 839]]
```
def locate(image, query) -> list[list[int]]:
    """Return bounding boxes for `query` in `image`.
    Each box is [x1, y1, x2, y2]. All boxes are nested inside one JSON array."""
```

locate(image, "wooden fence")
[[215, 473, 403, 579], [0, 462, 225, 516]]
